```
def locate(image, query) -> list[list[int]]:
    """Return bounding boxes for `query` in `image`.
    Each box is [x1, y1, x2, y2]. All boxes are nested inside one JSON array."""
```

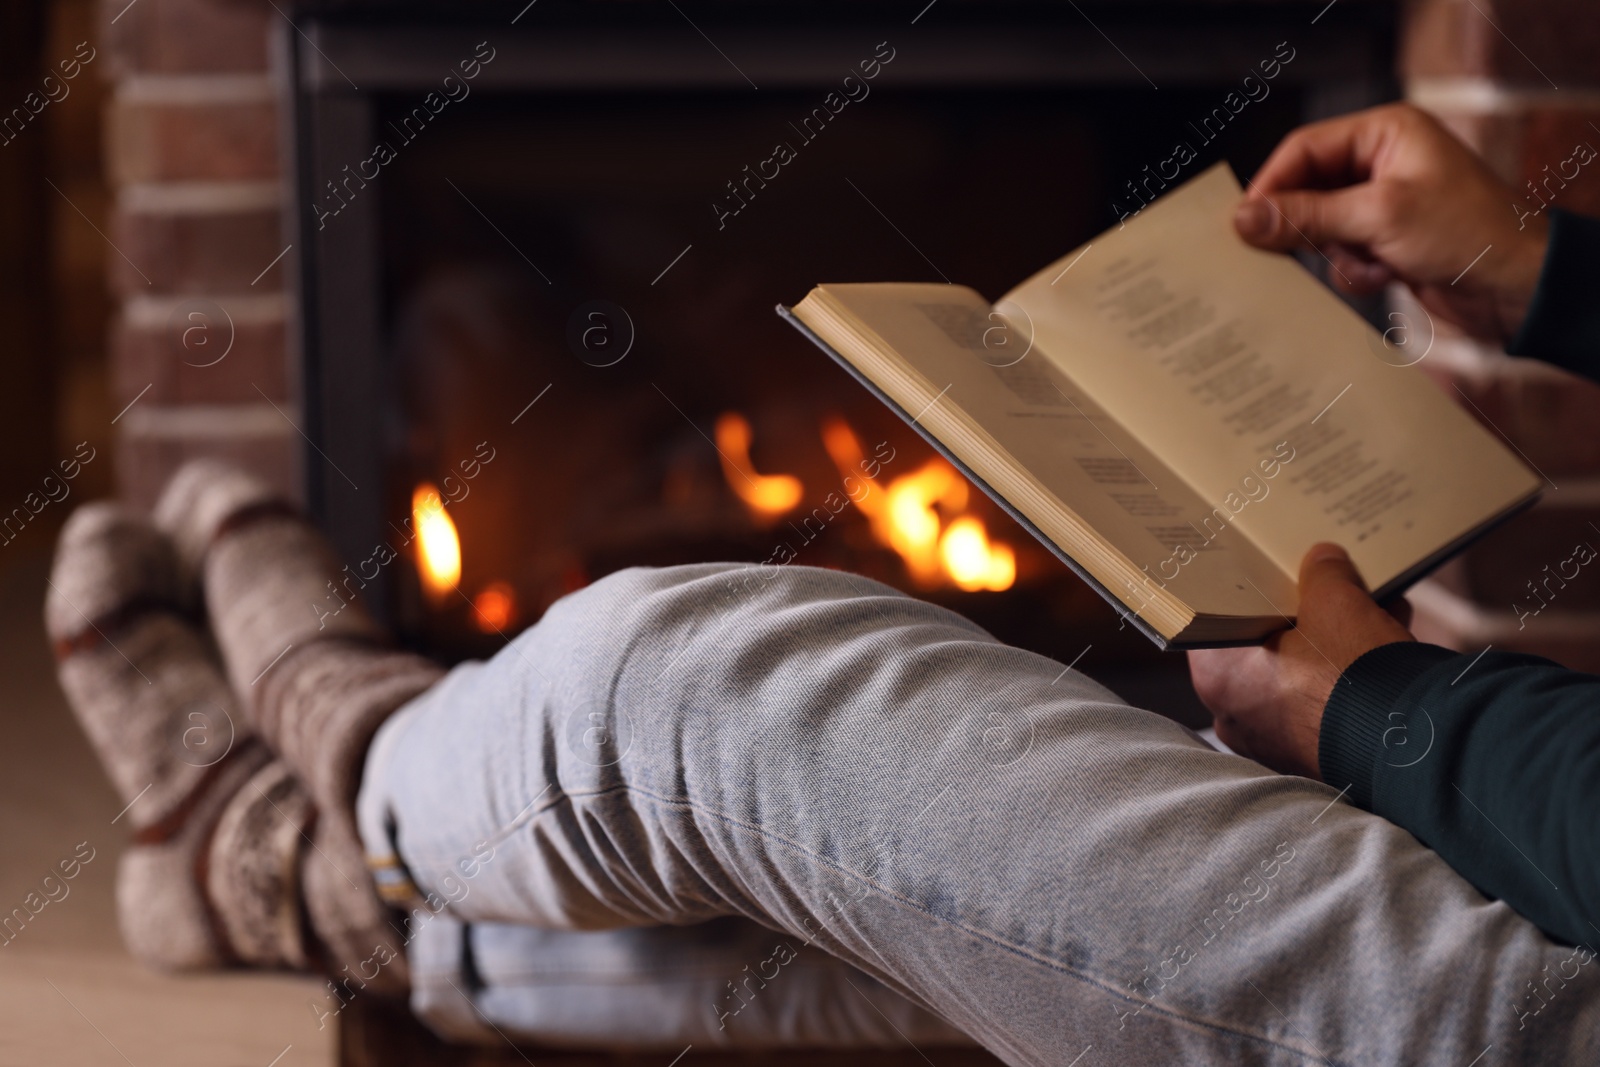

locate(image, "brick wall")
[[1403, 0, 1600, 220], [97, 0, 1600, 512], [100, 0, 297, 509], [1398, 0, 1600, 667]]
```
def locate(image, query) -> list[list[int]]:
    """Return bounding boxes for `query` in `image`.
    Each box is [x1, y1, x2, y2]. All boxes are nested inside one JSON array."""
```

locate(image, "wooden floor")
[[0, 947, 334, 1067], [0, 540, 335, 1067]]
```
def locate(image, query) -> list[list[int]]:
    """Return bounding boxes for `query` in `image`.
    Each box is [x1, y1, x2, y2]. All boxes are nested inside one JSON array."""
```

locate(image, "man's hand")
[[1188, 544, 1415, 779], [1237, 103, 1549, 343]]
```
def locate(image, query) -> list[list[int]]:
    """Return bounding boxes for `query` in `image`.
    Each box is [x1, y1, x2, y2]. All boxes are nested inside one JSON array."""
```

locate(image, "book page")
[[799, 283, 1296, 622], [1002, 163, 1541, 590]]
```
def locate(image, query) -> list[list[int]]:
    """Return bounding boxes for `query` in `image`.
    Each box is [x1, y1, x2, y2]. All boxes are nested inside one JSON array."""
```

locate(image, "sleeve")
[[1508, 208, 1600, 383], [1318, 641, 1600, 946]]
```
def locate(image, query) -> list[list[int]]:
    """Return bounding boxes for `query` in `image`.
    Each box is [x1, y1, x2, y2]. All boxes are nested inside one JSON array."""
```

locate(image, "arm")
[[1192, 104, 1600, 942], [1322, 642, 1600, 947], [1509, 209, 1600, 383], [1190, 547, 1600, 946]]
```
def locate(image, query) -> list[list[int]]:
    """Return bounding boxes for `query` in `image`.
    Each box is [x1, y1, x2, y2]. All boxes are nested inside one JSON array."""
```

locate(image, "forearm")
[[1320, 642, 1600, 945]]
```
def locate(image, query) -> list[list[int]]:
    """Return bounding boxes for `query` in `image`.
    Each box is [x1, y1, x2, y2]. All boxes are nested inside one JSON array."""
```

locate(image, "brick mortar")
[[122, 292, 287, 325], [1409, 78, 1600, 114], [118, 403, 296, 438], [116, 73, 277, 105], [118, 180, 282, 213]]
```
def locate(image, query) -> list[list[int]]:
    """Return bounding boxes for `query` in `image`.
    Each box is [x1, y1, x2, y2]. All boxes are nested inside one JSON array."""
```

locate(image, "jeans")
[[357, 564, 1600, 1064]]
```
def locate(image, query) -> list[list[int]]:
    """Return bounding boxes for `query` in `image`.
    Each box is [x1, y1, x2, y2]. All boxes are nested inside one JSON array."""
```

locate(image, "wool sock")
[[47, 502, 309, 971], [154, 460, 441, 990]]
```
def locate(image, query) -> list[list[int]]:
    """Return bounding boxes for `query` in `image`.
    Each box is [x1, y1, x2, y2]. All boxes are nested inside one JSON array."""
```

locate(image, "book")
[[778, 163, 1541, 649]]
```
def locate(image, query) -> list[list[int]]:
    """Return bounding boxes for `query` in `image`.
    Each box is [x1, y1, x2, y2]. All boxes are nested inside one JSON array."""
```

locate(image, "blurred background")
[[3, 1, 1600, 1064]]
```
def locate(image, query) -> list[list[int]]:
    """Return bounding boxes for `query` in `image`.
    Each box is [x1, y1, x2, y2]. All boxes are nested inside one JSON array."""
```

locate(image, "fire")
[[412, 484, 461, 601], [881, 459, 968, 584], [939, 516, 1016, 592], [472, 581, 517, 632], [820, 416, 1014, 592], [714, 412, 803, 518], [712, 412, 1015, 591]]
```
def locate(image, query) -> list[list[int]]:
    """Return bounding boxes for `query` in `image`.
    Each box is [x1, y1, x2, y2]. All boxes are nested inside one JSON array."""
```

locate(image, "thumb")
[[1295, 543, 1415, 668], [1234, 186, 1388, 255], [1298, 542, 1369, 598]]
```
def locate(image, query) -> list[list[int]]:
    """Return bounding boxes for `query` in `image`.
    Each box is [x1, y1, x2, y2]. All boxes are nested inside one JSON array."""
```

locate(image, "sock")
[[46, 502, 304, 970], [155, 461, 440, 989]]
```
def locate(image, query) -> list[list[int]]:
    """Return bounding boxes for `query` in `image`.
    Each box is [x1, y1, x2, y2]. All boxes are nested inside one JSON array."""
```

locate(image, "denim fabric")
[[400, 914, 967, 1049], [359, 564, 1600, 1064]]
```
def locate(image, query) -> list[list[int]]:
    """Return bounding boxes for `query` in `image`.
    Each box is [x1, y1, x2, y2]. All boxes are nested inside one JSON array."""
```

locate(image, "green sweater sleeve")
[[1508, 208, 1600, 383], [1320, 642, 1600, 945]]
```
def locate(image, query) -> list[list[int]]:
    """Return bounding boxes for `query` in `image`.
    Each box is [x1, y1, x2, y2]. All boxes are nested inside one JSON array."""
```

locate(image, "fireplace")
[[283, 1, 1398, 709]]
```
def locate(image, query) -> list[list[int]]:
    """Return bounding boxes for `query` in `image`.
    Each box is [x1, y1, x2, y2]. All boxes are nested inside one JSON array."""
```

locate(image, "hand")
[[1236, 103, 1549, 343], [1187, 544, 1415, 778]]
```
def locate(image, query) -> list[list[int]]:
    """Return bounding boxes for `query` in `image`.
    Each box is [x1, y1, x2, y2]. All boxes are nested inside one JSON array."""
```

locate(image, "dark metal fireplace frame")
[[280, 1, 1398, 622]]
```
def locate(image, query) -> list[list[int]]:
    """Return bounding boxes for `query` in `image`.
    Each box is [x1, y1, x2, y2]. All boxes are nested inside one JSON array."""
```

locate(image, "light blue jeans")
[[357, 564, 1600, 1064]]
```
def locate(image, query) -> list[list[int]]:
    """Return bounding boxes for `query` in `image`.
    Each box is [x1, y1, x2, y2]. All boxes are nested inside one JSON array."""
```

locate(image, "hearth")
[[283, 1, 1397, 706]]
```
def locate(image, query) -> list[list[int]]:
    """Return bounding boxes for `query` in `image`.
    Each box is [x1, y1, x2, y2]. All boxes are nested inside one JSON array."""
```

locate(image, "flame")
[[472, 581, 517, 632], [939, 516, 1016, 592], [821, 416, 883, 518], [715, 412, 803, 518], [821, 417, 1014, 592], [880, 459, 969, 584], [412, 484, 461, 601]]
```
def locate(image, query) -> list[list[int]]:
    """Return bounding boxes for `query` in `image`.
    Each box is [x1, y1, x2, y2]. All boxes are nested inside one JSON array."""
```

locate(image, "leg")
[[406, 916, 970, 1049], [361, 563, 1600, 1065], [158, 462, 971, 1049]]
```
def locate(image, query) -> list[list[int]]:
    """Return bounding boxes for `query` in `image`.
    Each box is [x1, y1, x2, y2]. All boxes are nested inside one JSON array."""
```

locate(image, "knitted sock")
[[155, 460, 441, 990], [46, 502, 310, 971]]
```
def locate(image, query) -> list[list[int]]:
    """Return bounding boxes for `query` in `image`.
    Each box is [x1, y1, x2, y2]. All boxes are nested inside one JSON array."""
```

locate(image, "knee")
[[544, 562, 894, 637], [539, 563, 749, 641], [533, 562, 988, 700], [532, 565, 845, 670]]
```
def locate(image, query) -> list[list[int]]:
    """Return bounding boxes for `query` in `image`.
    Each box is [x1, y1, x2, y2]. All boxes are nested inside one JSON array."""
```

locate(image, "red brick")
[[115, 402, 299, 511], [1420, 337, 1600, 476], [108, 181, 283, 294], [1412, 93, 1600, 212], [1516, 107, 1600, 218], [1400, 0, 1493, 82], [109, 78, 279, 183], [112, 293, 290, 406], [1402, 0, 1600, 88], [100, 0, 272, 75]]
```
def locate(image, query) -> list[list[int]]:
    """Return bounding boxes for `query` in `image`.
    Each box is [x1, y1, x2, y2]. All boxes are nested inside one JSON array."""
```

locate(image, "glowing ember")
[[412, 484, 461, 601], [714, 412, 804, 519], [939, 516, 1017, 592], [472, 581, 517, 632]]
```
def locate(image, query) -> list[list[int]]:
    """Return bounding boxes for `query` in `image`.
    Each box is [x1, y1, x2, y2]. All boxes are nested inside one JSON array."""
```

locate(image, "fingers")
[[1186, 645, 1263, 718], [1234, 184, 1390, 255], [1248, 108, 1399, 195], [1326, 244, 1394, 294]]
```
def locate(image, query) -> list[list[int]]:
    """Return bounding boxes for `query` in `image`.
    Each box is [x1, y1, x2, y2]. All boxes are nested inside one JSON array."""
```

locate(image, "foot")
[[46, 502, 312, 971], [155, 460, 442, 989]]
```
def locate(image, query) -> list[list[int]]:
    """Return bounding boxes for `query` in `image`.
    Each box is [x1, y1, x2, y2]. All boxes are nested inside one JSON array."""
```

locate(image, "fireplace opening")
[[290, 7, 1397, 715]]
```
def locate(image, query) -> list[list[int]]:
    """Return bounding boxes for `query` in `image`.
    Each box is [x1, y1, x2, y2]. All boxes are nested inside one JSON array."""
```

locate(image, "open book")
[[780, 163, 1541, 648]]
